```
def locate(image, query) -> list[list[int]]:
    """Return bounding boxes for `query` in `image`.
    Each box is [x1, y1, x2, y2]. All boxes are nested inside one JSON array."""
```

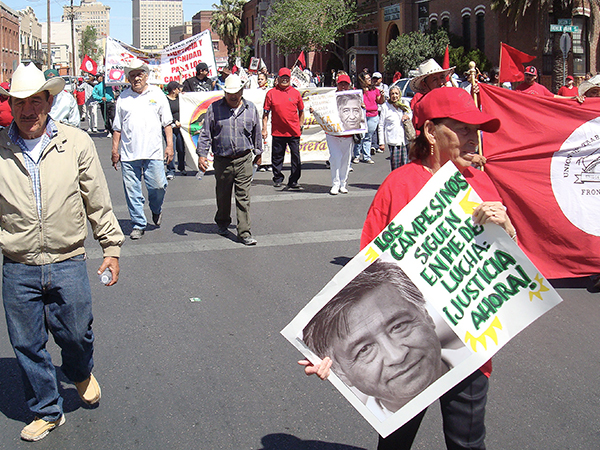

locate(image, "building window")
[[213, 41, 219, 51], [462, 14, 471, 51], [476, 12, 484, 51], [441, 16, 449, 31]]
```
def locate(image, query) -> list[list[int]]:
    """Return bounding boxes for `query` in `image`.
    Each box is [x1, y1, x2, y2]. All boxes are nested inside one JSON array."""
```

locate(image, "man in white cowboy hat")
[[196, 74, 262, 245], [409, 58, 455, 109], [0, 63, 124, 441], [111, 59, 173, 240], [579, 74, 600, 98]]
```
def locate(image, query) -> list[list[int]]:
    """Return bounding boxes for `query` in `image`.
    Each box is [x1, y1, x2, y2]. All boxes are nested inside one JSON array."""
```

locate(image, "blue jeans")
[[121, 159, 168, 230], [165, 127, 186, 174], [354, 115, 379, 161], [2, 255, 94, 421]]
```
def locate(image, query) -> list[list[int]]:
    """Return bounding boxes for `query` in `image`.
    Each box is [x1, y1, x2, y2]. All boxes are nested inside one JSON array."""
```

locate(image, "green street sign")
[[563, 25, 580, 32], [550, 24, 563, 32], [558, 18, 572, 26]]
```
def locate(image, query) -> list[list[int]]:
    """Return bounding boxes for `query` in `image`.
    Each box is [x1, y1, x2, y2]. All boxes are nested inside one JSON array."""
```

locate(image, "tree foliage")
[[449, 47, 492, 76], [261, 0, 356, 55], [383, 30, 450, 75], [211, 0, 245, 68], [80, 26, 103, 61]]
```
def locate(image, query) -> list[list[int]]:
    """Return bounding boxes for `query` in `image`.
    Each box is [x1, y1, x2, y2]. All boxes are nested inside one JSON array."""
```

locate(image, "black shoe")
[[152, 211, 162, 226], [288, 182, 302, 190], [181, 170, 187, 176], [239, 235, 257, 246], [217, 226, 228, 236], [273, 181, 282, 188]]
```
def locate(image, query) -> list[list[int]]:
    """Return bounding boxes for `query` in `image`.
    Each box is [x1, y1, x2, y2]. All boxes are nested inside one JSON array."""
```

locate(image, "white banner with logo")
[[178, 87, 336, 170]]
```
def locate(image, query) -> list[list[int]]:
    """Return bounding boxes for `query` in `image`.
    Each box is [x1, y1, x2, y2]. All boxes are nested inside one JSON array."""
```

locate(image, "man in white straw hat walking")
[[111, 59, 173, 240], [0, 63, 124, 441], [409, 58, 455, 109], [196, 74, 262, 245]]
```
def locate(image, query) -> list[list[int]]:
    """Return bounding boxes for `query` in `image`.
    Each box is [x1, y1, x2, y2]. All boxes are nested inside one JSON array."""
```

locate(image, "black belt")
[[216, 149, 252, 160]]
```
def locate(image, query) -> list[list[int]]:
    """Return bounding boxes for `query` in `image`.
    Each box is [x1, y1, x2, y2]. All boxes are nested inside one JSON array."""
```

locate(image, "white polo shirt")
[[113, 84, 173, 161]]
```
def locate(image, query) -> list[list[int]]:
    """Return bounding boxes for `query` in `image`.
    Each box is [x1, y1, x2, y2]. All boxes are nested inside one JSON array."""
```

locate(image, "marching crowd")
[[0, 55, 598, 447]]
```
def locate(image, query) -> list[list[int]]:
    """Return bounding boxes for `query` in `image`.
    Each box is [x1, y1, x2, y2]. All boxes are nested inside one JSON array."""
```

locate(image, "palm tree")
[[210, 0, 245, 68], [493, 0, 599, 87]]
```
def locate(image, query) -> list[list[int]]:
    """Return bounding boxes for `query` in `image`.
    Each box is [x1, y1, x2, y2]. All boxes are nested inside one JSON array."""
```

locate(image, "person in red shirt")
[[515, 66, 554, 96], [262, 68, 304, 189], [558, 75, 579, 96], [0, 82, 13, 128], [74, 78, 86, 122]]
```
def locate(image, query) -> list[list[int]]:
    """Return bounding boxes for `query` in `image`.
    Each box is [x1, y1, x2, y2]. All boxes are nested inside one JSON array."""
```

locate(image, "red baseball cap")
[[337, 74, 351, 84], [524, 66, 537, 76], [278, 67, 291, 77], [414, 87, 500, 133], [566, 75, 574, 81]]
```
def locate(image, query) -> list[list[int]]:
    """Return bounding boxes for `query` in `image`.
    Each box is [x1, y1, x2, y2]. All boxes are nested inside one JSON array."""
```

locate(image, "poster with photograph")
[[281, 161, 563, 437], [308, 90, 367, 135]]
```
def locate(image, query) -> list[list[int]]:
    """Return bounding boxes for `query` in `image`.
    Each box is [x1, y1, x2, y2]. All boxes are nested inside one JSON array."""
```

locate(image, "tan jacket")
[[0, 122, 124, 265]]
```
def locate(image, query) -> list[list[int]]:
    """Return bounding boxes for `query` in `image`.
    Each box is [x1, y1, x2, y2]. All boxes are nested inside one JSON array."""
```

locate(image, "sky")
[[5, 0, 215, 45]]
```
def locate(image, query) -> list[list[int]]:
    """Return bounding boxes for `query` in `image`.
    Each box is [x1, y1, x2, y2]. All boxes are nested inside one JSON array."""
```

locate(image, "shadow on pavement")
[[549, 276, 594, 289], [258, 433, 366, 450], [0, 359, 90, 423], [330, 256, 352, 267]]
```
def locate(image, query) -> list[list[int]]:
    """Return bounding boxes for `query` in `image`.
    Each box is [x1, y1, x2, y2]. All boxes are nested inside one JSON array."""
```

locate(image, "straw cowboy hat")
[[578, 74, 600, 96], [223, 74, 244, 94], [124, 59, 150, 78], [409, 59, 455, 94], [0, 63, 64, 99]]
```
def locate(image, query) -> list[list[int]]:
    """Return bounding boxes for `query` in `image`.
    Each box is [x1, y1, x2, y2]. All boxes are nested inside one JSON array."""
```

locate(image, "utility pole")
[[47, 0, 51, 68], [70, 0, 76, 75]]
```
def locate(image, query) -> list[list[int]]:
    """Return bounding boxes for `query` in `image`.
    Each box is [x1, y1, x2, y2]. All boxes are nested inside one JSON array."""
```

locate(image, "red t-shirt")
[[515, 81, 554, 97], [557, 85, 579, 97], [361, 161, 502, 377], [263, 85, 304, 137], [0, 99, 13, 127]]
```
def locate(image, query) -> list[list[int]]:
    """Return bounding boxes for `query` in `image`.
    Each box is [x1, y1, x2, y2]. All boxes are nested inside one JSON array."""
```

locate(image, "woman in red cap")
[[301, 87, 516, 450]]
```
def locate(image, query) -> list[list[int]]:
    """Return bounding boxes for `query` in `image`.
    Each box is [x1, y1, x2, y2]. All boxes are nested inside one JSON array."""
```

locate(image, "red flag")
[[442, 45, 450, 69], [499, 43, 535, 83], [80, 55, 98, 75], [297, 51, 306, 70], [479, 83, 600, 278]]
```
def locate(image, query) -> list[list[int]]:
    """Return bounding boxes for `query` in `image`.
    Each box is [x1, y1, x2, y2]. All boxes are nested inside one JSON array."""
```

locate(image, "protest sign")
[[178, 87, 335, 170], [291, 66, 310, 88], [281, 161, 562, 437], [104, 31, 217, 85], [308, 89, 367, 135]]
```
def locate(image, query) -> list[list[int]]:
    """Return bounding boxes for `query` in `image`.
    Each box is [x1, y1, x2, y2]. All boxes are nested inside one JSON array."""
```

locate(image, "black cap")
[[166, 81, 182, 92], [196, 62, 209, 73]]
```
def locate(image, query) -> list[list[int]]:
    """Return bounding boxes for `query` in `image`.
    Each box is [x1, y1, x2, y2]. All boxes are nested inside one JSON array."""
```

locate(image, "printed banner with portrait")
[[178, 87, 336, 170], [104, 31, 217, 86], [281, 161, 563, 437], [307, 89, 367, 135]]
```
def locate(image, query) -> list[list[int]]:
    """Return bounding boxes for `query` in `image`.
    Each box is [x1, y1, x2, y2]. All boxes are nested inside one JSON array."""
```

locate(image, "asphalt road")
[[0, 128, 599, 450]]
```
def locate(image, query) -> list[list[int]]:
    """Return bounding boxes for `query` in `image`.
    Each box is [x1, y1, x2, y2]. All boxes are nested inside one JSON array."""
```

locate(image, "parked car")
[[61, 75, 78, 93], [389, 77, 415, 103]]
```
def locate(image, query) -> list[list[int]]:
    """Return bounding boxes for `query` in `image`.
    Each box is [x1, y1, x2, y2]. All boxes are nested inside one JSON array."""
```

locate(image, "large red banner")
[[480, 83, 600, 279]]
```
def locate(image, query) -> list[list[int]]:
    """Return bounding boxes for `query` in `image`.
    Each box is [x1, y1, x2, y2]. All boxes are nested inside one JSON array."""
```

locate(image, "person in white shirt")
[[43, 69, 80, 127], [111, 60, 173, 240], [378, 85, 412, 170]]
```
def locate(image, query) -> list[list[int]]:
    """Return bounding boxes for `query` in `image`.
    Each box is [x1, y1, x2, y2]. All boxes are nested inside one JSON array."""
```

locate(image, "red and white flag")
[[480, 83, 600, 278], [80, 55, 98, 75], [499, 43, 535, 83]]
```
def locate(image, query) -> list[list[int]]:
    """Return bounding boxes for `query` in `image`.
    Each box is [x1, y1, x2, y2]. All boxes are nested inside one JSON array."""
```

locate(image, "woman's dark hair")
[[357, 72, 371, 90]]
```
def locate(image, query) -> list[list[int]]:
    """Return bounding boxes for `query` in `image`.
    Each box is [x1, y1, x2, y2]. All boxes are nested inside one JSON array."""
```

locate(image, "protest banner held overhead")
[[281, 161, 562, 437], [479, 83, 600, 278], [104, 31, 217, 85]]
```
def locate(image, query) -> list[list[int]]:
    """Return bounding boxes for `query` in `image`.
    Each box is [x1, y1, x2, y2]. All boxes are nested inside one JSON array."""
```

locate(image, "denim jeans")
[[2, 255, 94, 421], [165, 127, 186, 174], [121, 159, 168, 230], [353, 115, 379, 161]]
